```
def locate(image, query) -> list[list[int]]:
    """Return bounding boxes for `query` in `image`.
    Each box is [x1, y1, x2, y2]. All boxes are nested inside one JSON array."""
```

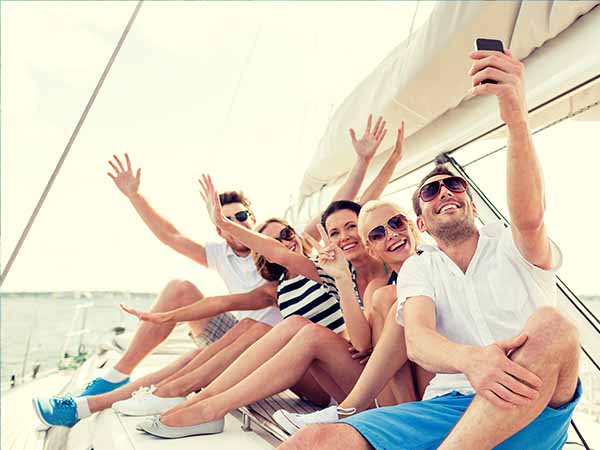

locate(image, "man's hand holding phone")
[[469, 39, 527, 127]]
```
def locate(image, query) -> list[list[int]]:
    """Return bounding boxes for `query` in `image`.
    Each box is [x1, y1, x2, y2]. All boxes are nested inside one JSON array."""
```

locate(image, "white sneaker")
[[272, 405, 356, 435], [112, 386, 186, 416]]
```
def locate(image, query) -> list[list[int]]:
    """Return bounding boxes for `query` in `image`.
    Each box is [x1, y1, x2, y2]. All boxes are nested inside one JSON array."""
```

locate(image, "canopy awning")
[[297, 1, 600, 203]]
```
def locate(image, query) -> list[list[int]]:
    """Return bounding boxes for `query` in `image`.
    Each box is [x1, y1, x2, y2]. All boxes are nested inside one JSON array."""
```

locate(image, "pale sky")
[[1, 1, 436, 293], [2, 2, 598, 298]]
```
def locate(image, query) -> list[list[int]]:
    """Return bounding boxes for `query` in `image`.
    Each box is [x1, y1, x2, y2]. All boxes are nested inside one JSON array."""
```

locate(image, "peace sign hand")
[[304, 224, 351, 280], [198, 174, 226, 227]]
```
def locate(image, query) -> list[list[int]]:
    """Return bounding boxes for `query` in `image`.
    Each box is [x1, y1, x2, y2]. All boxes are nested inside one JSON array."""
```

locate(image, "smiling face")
[[360, 204, 417, 267], [324, 209, 367, 262], [218, 202, 256, 252], [261, 221, 303, 255], [416, 174, 478, 244]]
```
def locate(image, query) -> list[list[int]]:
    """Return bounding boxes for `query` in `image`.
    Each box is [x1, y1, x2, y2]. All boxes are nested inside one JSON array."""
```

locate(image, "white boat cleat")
[[272, 405, 356, 435], [139, 415, 225, 439], [112, 386, 186, 416]]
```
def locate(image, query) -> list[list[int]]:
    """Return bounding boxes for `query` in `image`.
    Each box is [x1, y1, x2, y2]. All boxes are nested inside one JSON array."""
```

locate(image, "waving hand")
[[120, 304, 171, 324], [107, 154, 141, 197], [349, 114, 388, 163], [198, 174, 226, 227]]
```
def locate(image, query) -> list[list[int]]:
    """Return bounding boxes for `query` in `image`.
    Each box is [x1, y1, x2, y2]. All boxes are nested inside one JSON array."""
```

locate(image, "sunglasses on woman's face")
[[367, 214, 408, 243], [419, 176, 468, 202], [275, 226, 296, 242], [226, 210, 251, 223]]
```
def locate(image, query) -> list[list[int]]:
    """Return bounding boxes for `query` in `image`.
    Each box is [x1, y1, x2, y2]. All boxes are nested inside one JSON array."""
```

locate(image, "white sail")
[[298, 1, 600, 208]]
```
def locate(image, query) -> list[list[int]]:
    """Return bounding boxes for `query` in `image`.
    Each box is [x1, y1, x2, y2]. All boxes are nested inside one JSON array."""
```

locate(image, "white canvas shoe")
[[140, 415, 225, 439], [272, 405, 356, 435], [112, 386, 186, 416]]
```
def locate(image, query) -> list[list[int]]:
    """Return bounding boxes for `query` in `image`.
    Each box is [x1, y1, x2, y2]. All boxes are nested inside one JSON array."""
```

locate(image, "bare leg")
[[439, 307, 580, 450], [289, 367, 335, 407], [86, 317, 257, 412], [341, 303, 417, 412], [160, 323, 364, 426], [113, 280, 206, 374], [87, 348, 201, 413], [279, 424, 373, 450], [161, 315, 315, 416], [156, 318, 258, 387], [366, 286, 400, 406], [154, 321, 273, 398]]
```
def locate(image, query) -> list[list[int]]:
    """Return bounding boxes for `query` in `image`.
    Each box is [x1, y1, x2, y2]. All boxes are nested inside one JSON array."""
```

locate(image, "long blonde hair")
[[253, 218, 312, 281]]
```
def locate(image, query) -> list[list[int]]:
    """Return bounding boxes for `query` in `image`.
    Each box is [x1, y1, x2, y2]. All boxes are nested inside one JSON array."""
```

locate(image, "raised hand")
[[464, 333, 542, 409], [198, 174, 225, 227], [469, 49, 527, 127], [107, 154, 141, 197], [304, 224, 351, 280], [349, 114, 388, 163], [120, 303, 171, 324], [389, 121, 405, 164]]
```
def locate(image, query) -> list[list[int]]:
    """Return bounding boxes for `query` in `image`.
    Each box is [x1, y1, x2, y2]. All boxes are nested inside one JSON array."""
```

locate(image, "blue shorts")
[[342, 380, 582, 450]]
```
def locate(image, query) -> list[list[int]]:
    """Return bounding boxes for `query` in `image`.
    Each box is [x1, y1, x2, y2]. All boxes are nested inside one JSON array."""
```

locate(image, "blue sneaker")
[[77, 376, 130, 397], [33, 395, 79, 427]]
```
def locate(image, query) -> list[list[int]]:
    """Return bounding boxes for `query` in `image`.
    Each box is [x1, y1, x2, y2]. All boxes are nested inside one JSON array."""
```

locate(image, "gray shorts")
[[191, 312, 238, 347]]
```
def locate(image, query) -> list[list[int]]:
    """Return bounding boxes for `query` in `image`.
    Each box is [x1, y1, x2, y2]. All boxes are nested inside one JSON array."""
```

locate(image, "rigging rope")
[[0, 1, 144, 288]]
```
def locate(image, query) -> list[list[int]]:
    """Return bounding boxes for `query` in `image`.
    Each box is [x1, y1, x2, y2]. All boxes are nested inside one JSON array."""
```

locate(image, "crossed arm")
[[403, 296, 542, 409], [121, 282, 278, 324]]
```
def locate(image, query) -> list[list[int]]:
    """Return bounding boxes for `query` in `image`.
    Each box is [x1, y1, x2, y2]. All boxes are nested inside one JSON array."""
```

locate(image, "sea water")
[[2, 292, 600, 424], [1, 291, 155, 389]]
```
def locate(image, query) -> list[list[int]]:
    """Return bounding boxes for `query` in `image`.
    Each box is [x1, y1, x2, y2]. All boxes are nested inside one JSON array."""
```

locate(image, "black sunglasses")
[[419, 176, 468, 202], [226, 210, 252, 223], [275, 226, 296, 242], [367, 214, 407, 242]]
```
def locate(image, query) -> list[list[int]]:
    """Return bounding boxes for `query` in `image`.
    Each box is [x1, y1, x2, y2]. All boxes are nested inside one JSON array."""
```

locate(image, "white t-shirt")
[[395, 221, 562, 400], [205, 241, 283, 326]]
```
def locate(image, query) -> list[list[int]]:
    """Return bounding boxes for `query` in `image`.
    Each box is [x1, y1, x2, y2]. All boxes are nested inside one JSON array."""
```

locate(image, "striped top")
[[276, 263, 359, 334]]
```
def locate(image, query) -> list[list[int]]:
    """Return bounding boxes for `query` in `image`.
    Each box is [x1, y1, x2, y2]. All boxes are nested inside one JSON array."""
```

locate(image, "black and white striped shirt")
[[276, 263, 360, 334]]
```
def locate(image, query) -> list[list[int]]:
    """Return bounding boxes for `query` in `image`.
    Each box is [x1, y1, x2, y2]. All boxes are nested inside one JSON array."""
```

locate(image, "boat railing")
[[58, 301, 95, 370]]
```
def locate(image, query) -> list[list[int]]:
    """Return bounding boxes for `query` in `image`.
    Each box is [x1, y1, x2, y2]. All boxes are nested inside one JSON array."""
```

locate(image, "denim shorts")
[[342, 380, 582, 450]]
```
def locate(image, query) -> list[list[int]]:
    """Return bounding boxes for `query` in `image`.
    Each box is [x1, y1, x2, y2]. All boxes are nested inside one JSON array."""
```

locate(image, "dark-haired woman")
[[129, 177, 420, 438]]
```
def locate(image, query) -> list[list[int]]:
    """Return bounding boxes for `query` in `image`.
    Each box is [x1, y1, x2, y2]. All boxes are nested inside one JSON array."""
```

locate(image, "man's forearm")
[[406, 326, 473, 374], [128, 192, 179, 243], [506, 121, 545, 230]]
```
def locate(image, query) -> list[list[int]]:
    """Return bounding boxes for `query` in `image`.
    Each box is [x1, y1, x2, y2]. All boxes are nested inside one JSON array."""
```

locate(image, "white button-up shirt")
[[396, 222, 562, 400], [205, 241, 283, 326]]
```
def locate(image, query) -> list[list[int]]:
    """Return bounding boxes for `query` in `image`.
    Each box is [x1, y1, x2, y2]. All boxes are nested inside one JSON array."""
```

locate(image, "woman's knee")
[[247, 321, 272, 338], [296, 323, 335, 352], [237, 317, 258, 330], [277, 315, 312, 333], [370, 286, 396, 318]]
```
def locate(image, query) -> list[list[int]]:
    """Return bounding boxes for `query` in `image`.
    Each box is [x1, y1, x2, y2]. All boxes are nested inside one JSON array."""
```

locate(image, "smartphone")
[[474, 38, 505, 84]]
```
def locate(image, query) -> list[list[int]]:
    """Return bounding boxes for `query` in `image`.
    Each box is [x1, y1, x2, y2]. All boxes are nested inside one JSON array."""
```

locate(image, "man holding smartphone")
[[281, 48, 581, 450]]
